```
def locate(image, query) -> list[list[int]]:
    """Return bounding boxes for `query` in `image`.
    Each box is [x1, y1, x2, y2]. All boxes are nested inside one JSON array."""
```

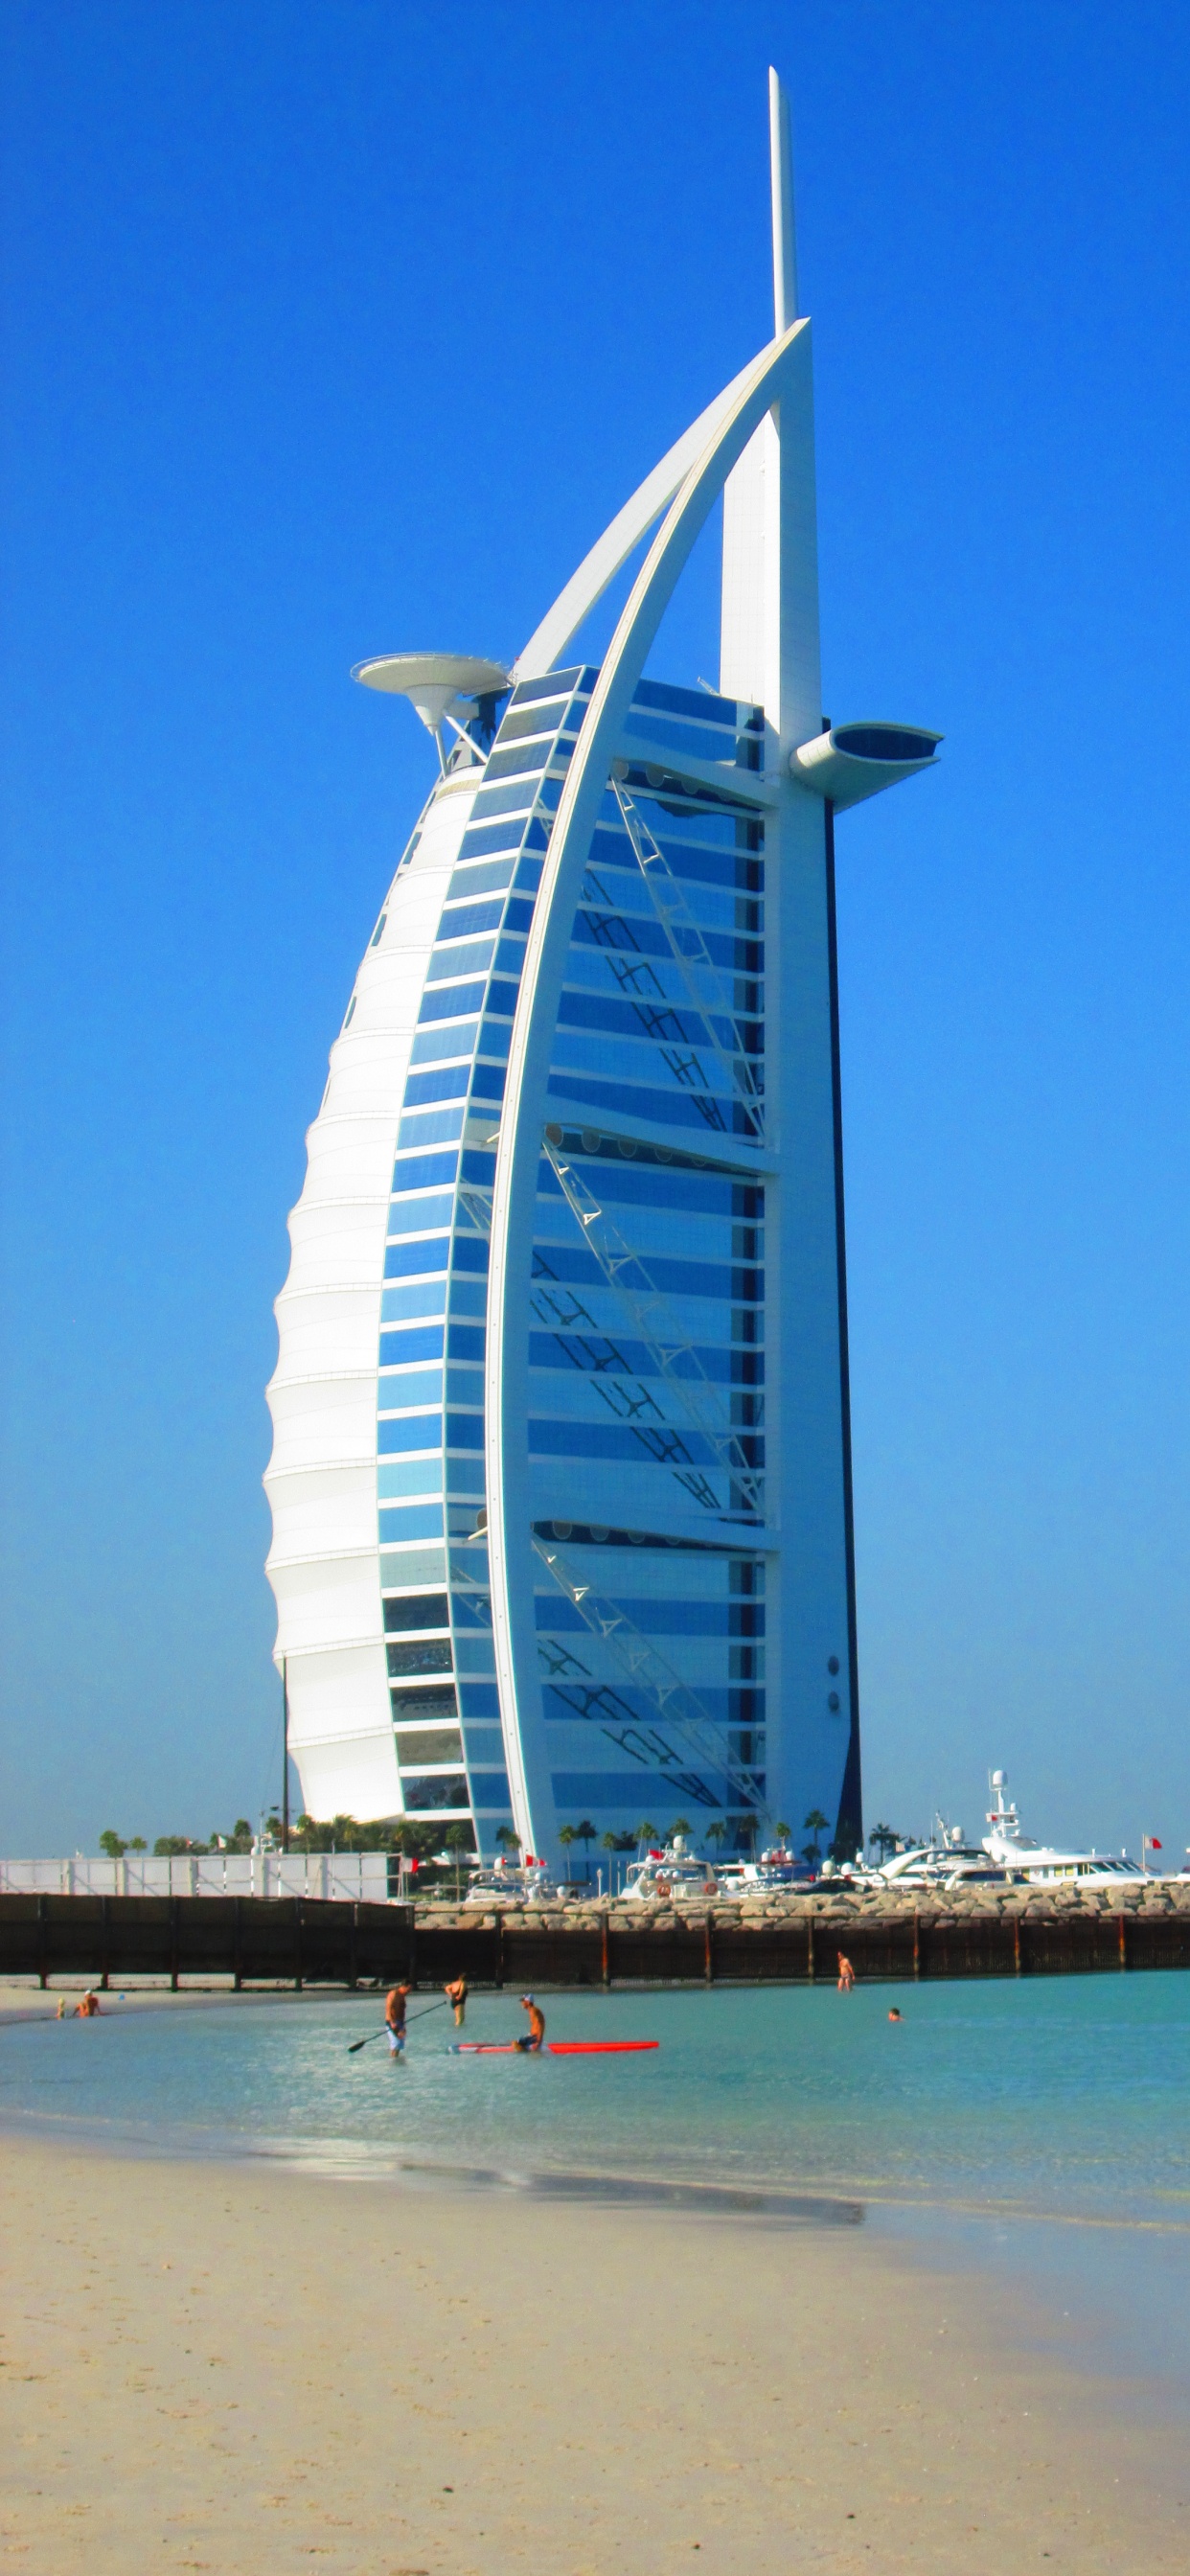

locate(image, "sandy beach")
[[2, 2113, 1187, 2576]]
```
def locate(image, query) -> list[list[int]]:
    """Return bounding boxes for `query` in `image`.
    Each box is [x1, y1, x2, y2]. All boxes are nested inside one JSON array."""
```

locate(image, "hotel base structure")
[[264, 73, 940, 1871]]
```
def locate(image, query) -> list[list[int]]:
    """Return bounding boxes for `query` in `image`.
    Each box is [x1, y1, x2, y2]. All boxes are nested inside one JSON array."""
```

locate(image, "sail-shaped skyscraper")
[[264, 73, 939, 1866]]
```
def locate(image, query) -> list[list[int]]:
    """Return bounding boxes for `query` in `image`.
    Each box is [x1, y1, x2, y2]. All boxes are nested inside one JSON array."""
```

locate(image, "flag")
[[1143, 1835, 1162, 1851]]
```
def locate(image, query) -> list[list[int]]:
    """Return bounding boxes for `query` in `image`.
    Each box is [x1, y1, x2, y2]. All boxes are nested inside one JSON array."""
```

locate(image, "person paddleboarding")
[[385, 1982, 412, 2058], [514, 1993, 545, 2053]]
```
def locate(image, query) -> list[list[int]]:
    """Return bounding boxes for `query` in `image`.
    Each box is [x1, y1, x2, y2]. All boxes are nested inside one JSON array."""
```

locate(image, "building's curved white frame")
[[486, 319, 810, 1856]]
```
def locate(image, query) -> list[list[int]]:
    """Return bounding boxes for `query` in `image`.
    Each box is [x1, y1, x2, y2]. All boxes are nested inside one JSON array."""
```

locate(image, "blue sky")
[[3, 0, 1189, 1856]]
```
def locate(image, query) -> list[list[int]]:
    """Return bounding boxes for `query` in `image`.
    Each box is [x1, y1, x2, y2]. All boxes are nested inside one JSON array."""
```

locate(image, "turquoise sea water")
[[2, 1974, 1188, 2226]]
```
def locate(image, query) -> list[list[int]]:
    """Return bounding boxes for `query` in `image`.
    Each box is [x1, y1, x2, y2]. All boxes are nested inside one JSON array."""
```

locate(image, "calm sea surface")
[[5, 1974, 1189, 2401], [2, 1972, 1187, 2223]]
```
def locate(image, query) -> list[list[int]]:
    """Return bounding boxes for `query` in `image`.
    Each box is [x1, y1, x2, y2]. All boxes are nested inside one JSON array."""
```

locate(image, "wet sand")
[[1, 2129, 1187, 2574]]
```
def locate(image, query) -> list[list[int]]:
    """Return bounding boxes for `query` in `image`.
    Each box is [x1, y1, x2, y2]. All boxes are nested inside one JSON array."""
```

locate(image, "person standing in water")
[[836, 1954, 856, 1993], [444, 1974, 469, 2028], [385, 1983, 412, 2057], [515, 1994, 545, 2053]]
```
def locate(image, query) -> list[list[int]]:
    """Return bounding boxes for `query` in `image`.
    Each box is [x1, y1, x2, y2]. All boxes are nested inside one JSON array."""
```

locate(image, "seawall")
[[2, 1882, 1189, 1990]]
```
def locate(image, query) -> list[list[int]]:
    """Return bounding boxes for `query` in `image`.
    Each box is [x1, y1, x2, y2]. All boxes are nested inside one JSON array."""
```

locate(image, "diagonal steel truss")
[[532, 1531, 767, 1816], [608, 777, 765, 1142], [540, 1132, 764, 1519]]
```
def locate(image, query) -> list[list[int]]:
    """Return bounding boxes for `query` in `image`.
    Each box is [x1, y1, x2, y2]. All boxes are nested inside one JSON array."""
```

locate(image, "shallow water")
[[2, 1973, 1188, 2225]]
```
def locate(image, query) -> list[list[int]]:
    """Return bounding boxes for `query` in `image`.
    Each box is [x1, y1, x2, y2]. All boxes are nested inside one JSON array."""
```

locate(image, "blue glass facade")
[[372, 673, 783, 1852]]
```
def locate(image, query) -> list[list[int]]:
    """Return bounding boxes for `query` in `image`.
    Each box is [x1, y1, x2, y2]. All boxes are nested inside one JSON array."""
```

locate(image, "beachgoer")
[[444, 1975, 469, 2028], [515, 1993, 545, 2053], [75, 1991, 103, 2018], [836, 1954, 855, 1993], [55, 1996, 68, 2019], [887, 2007, 902, 2022], [385, 1983, 412, 2057]]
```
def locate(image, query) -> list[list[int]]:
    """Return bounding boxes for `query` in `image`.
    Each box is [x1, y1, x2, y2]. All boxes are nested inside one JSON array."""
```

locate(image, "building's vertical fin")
[[721, 69, 813, 728]]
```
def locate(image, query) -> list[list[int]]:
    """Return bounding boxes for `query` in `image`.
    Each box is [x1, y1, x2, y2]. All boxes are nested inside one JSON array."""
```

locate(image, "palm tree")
[[705, 1820, 726, 1852], [868, 1821, 898, 1864], [558, 1822, 579, 1882], [774, 1820, 791, 1850], [576, 1819, 597, 1879], [495, 1825, 521, 1860], [445, 1822, 471, 1899], [635, 1821, 658, 1853], [803, 1806, 830, 1867]]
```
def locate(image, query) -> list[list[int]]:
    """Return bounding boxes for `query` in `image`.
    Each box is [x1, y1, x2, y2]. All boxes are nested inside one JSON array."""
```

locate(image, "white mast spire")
[[768, 66, 798, 335]]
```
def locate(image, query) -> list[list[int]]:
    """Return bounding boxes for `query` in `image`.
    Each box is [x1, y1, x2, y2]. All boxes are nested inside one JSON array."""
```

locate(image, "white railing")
[[0, 1853, 397, 1901]]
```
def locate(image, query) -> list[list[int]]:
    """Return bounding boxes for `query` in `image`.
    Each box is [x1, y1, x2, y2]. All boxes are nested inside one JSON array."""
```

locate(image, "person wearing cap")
[[515, 1994, 545, 2053]]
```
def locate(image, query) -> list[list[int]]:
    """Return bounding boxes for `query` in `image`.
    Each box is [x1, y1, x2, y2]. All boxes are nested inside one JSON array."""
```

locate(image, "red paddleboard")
[[449, 2040, 658, 2056]]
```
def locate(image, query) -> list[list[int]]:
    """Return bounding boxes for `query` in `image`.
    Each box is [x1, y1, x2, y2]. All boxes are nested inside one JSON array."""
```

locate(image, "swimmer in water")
[[887, 2007, 902, 2022], [515, 1994, 545, 2053]]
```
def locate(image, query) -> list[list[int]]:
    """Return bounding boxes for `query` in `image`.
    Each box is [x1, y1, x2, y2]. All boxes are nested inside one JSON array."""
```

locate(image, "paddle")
[[347, 1996, 450, 2054]]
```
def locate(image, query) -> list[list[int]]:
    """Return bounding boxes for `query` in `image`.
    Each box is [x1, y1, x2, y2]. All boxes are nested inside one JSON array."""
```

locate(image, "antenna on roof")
[[768, 67, 798, 333]]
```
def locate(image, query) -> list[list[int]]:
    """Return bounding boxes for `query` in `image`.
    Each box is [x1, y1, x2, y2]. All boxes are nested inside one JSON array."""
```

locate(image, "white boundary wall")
[[0, 1854, 396, 1901]]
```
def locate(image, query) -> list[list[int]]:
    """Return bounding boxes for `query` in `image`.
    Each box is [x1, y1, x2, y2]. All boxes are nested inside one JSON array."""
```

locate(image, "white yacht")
[[875, 1822, 1010, 1891], [980, 1771, 1146, 1886], [623, 1836, 720, 1903]]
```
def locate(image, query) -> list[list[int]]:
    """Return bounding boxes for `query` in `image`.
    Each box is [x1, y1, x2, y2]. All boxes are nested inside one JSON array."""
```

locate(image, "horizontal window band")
[[378, 1364, 444, 1399], [456, 820, 531, 860], [387, 1191, 457, 1230], [397, 1109, 466, 1148], [535, 1598, 764, 1638], [390, 1149, 459, 1190], [400, 1776, 471, 1811], [485, 741, 551, 780], [384, 1238, 450, 1278], [633, 677, 754, 730], [549, 1772, 732, 1811], [387, 1637, 453, 1676], [426, 938, 495, 981], [508, 665, 595, 707], [384, 1592, 449, 1632], [395, 1728, 465, 1766], [401, 1069, 469, 1110], [458, 1681, 501, 1719], [377, 1462, 442, 1500], [390, 1681, 457, 1719], [378, 1414, 442, 1455], [378, 1504, 445, 1542], [526, 1417, 743, 1469], [418, 980, 489, 1022], [438, 895, 506, 935], [378, 1325, 445, 1366], [530, 1240, 763, 1302], [468, 783, 537, 821], [546, 1071, 760, 1144], [469, 1773, 512, 1808]]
